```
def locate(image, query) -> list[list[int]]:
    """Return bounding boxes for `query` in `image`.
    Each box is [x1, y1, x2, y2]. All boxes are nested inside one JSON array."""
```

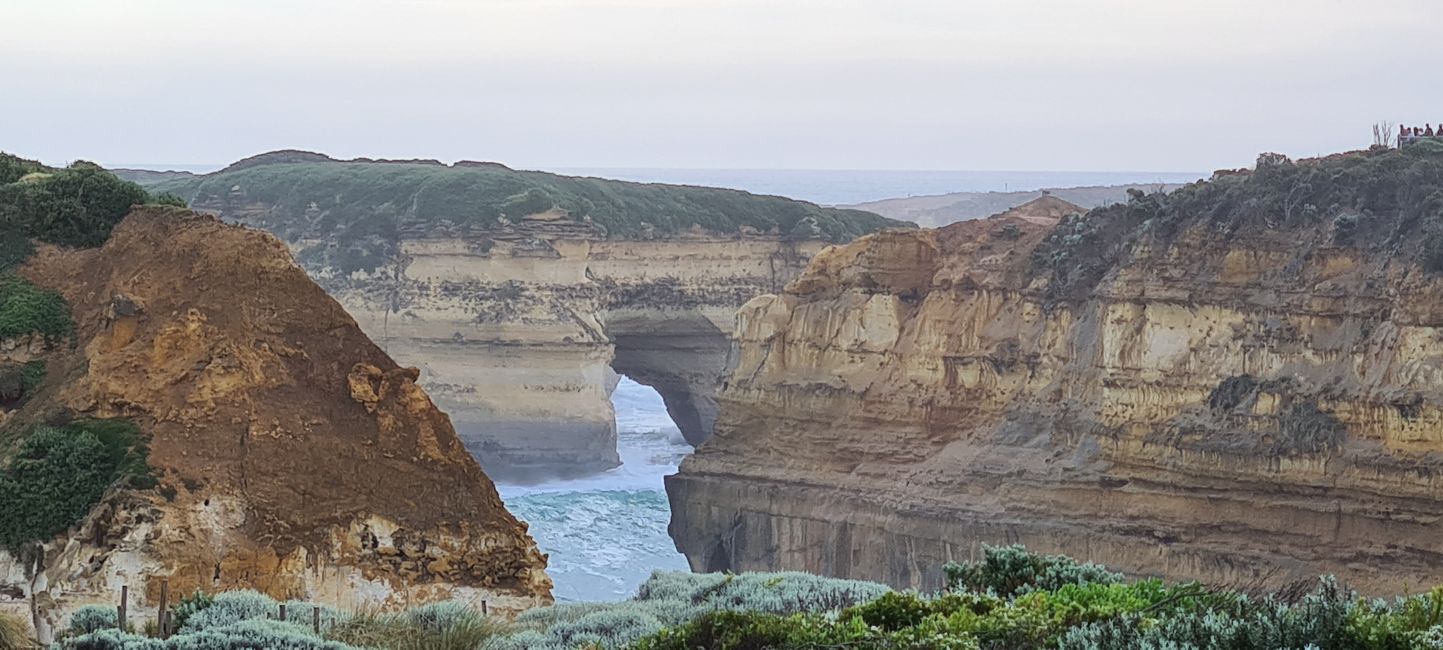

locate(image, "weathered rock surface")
[[0, 209, 551, 640], [668, 169, 1443, 596], [328, 230, 827, 479], [135, 152, 896, 479]]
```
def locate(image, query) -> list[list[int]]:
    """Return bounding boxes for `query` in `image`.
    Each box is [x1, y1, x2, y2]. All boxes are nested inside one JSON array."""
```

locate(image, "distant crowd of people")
[[1400, 124, 1443, 144], [1402, 124, 1442, 138]]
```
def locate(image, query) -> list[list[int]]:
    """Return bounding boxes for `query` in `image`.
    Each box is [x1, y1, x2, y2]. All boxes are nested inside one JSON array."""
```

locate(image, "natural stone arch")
[[329, 231, 827, 481]]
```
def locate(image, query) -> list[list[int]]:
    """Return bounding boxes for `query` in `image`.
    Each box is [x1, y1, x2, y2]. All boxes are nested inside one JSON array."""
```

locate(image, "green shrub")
[[944, 544, 1123, 597], [0, 231, 32, 273], [168, 592, 215, 633], [501, 188, 554, 217], [0, 419, 151, 549], [19, 360, 44, 398], [67, 606, 120, 636], [65, 620, 354, 649], [146, 192, 187, 208], [0, 161, 148, 248], [0, 274, 73, 343], [176, 591, 279, 634]]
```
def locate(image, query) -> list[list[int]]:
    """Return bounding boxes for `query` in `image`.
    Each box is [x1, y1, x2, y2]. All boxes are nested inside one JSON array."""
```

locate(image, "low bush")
[[491, 570, 891, 649], [0, 274, 72, 343], [0, 419, 151, 549], [67, 606, 121, 636], [944, 544, 1123, 597], [65, 620, 352, 650]]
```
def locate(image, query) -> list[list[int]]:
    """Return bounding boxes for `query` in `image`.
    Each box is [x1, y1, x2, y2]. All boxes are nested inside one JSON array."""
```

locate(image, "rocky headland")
[[129, 153, 904, 479], [0, 191, 551, 639], [669, 145, 1443, 595], [848, 183, 1188, 227]]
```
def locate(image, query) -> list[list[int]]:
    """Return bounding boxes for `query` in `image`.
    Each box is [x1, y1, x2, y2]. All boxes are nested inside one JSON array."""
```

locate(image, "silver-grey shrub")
[[488, 570, 891, 650], [66, 605, 120, 636]]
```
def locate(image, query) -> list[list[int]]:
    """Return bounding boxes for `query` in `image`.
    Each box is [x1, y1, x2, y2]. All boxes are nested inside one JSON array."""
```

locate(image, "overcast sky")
[[6, 0, 1442, 172]]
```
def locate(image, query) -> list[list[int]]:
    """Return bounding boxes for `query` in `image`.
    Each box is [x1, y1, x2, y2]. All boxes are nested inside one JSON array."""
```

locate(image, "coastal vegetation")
[[0, 419, 153, 550], [136, 152, 905, 275], [47, 546, 1443, 649], [0, 153, 180, 249], [1031, 142, 1443, 302], [0, 153, 166, 553]]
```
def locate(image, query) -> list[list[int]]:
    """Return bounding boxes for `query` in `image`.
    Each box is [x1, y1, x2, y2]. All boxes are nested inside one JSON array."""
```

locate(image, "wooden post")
[[278, 603, 287, 622], [157, 579, 170, 639], [480, 600, 488, 616], [312, 606, 321, 634], [118, 585, 128, 633]]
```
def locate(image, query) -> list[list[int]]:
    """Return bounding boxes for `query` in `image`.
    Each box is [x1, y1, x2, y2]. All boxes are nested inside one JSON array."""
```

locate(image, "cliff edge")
[[669, 145, 1443, 595]]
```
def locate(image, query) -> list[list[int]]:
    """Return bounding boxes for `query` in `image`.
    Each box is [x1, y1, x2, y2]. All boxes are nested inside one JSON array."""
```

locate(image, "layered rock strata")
[[669, 170, 1443, 596], [134, 153, 895, 479], [0, 209, 551, 640], [323, 226, 826, 479]]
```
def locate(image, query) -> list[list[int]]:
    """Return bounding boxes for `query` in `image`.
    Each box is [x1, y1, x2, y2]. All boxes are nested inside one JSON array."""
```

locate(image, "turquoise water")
[[497, 378, 693, 602]]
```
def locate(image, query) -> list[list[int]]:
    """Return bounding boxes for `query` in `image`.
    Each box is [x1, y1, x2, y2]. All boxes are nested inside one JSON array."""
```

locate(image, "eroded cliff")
[[669, 147, 1443, 595], [0, 209, 550, 639], [134, 154, 902, 479]]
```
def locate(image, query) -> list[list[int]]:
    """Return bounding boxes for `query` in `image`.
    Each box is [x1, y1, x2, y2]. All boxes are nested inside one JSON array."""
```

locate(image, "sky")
[[5, 0, 1443, 172]]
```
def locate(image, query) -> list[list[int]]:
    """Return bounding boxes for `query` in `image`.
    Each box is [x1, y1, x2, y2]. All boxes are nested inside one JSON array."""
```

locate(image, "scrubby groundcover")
[[54, 546, 1443, 649]]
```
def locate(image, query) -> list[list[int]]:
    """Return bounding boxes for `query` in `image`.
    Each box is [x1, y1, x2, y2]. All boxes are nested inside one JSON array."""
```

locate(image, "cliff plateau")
[[0, 208, 551, 640], [669, 146, 1443, 595]]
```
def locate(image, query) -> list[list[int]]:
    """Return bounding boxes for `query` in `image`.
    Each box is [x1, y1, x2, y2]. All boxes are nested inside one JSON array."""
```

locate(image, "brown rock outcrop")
[[669, 157, 1443, 596], [0, 208, 550, 640]]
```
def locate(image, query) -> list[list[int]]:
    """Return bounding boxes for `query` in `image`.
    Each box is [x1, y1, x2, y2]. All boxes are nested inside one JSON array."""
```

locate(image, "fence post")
[[481, 600, 488, 616], [278, 603, 287, 622], [313, 606, 321, 634], [157, 579, 170, 639], [118, 585, 128, 633]]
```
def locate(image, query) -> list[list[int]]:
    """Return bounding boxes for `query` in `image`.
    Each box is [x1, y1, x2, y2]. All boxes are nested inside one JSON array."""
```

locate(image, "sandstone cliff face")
[[326, 227, 825, 479], [136, 154, 902, 479], [0, 209, 550, 639], [668, 167, 1443, 596]]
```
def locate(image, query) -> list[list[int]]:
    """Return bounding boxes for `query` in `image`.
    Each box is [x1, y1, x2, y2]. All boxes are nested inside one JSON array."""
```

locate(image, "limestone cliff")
[[0, 209, 550, 640], [133, 153, 903, 479], [669, 147, 1443, 595]]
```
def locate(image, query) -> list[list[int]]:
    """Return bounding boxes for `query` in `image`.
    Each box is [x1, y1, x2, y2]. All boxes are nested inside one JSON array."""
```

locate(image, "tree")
[[1373, 121, 1396, 148]]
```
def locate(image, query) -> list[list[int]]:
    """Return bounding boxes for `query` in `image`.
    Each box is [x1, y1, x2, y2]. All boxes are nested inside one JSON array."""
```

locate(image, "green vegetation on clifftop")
[[1032, 142, 1443, 302], [0, 152, 182, 249], [138, 151, 905, 274]]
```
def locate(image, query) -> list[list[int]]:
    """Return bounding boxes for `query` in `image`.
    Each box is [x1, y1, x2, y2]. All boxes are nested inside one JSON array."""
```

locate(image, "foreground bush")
[[56, 550, 1443, 648], [63, 592, 490, 650], [487, 571, 891, 650], [327, 601, 498, 650], [628, 548, 1443, 649]]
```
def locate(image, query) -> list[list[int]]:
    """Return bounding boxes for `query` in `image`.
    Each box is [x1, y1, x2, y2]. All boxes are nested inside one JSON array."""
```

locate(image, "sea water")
[[494, 169, 1207, 603], [552, 168, 1204, 206], [496, 378, 693, 602]]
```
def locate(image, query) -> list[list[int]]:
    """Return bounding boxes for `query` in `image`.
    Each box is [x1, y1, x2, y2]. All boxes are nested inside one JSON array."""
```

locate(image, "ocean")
[[496, 378, 693, 603], [551, 168, 1205, 206], [493, 168, 1205, 603]]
